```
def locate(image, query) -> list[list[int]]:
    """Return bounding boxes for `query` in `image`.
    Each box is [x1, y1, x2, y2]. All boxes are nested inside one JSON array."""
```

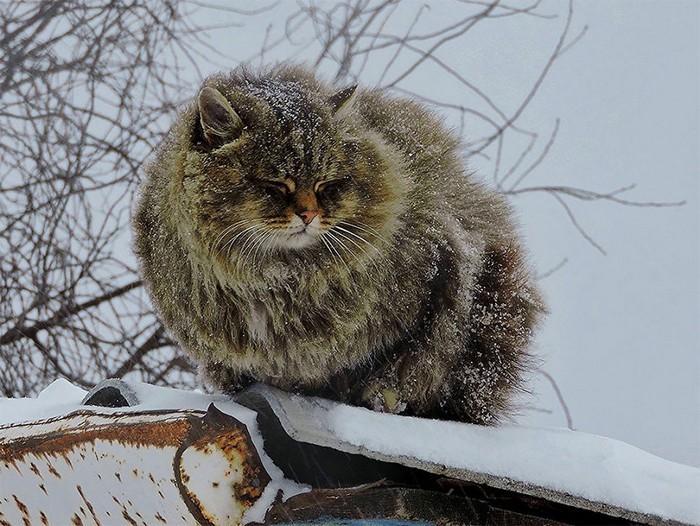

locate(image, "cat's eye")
[[315, 179, 343, 198], [261, 181, 289, 197]]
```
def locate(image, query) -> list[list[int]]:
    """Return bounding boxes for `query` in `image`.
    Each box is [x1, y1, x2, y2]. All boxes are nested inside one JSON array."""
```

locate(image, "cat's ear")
[[328, 85, 357, 116], [197, 86, 244, 147]]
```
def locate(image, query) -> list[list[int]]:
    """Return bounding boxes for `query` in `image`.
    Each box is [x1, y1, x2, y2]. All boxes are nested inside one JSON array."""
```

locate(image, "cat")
[[133, 64, 545, 424]]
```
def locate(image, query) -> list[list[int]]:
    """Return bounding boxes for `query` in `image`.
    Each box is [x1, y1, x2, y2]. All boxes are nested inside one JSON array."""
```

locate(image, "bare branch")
[[540, 370, 575, 430]]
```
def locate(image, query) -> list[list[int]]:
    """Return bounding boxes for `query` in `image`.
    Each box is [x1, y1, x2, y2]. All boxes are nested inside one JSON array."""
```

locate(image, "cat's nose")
[[298, 210, 319, 225]]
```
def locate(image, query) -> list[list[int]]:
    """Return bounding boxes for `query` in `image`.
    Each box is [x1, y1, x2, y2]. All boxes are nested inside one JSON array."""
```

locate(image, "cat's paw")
[[363, 386, 408, 414]]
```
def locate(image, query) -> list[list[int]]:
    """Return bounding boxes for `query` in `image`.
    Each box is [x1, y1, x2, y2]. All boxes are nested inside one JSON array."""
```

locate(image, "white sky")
[[509, 0, 700, 467], [175, 0, 699, 466]]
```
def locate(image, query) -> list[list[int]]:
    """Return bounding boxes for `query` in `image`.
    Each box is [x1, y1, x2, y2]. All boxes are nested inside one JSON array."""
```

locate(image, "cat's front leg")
[[356, 349, 444, 415], [201, 362, 254, 395], [358, 368, 407, 414]]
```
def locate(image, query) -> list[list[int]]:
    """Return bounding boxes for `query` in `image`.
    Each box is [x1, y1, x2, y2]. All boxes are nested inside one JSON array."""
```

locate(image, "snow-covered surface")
[[0, 379, 307, 525], [253, 385, 700, 525], [2, 380, 699, 525]]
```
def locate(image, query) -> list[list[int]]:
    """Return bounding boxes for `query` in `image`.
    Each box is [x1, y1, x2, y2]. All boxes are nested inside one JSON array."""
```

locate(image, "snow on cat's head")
[[176, 67, 407, 269]]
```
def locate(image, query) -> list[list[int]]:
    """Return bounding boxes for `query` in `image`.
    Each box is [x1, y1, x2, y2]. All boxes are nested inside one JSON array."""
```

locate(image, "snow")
[[1, 380, 699, 525], [257, 386, 700, 525], [0, 378, 87, 425]]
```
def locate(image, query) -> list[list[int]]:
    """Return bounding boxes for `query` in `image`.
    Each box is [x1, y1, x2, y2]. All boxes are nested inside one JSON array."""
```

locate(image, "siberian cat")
[[134, 65, 545, 424]]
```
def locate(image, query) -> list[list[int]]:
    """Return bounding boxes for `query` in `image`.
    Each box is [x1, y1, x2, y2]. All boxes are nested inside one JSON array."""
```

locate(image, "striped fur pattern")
[[133, 65, 545, 424]]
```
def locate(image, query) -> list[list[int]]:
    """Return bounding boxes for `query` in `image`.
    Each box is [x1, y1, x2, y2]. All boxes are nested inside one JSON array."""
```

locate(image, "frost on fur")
[[133, 64, 545, 424]]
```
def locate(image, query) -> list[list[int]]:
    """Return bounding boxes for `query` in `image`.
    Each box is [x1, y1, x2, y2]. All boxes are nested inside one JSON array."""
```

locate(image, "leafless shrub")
[[0, 0, 251, 395]]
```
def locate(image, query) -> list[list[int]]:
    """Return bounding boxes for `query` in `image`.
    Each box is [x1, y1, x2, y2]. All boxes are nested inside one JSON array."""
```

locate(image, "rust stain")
[[121, 509, 138, 526], [182, 490, 214, 525], [176, 405, 272, 523], [13, 495, 30, 526], [77, 485, 101, 526], [29, 462, 42, 478], [213, 429, 269, 506], [12, 495, 28, 516], [0, 411, 193, 465], [2, 407, 273, 524]]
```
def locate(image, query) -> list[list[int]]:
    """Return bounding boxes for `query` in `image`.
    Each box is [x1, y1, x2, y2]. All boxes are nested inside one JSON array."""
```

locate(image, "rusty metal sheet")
[[0, 404, 270, 525]]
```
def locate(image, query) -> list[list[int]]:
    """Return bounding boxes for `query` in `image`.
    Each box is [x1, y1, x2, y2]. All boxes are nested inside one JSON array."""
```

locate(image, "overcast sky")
[[180, 0, 700, 466], [505, 0, 699, 467]]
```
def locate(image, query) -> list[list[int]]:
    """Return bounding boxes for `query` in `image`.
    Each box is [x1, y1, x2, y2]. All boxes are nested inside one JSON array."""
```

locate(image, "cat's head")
[[179, 70, 407, 270]]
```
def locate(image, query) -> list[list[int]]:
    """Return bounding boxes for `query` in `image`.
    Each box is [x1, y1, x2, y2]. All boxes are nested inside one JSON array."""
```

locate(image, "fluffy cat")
[[133, 64, 545, 424]]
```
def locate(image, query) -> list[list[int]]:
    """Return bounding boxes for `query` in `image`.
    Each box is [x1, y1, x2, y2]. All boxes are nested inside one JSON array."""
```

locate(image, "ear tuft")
[[197, 86, 243, 147], [328, 85, 357, 115]]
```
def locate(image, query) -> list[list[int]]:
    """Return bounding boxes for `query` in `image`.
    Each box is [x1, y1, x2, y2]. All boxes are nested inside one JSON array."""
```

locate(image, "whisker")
[[238, 226, 271, 270], [222, 224, 260, 256], [325, 230, 385, 292], [326, 229, 356, 259], [319, 233, 341, 268], [250, 227, 277, 267], [332, 224, 381, 256], [339, 220, 391, 246], [262, 229, 282, 258], [214, 219, 252, 254], [331, 226, 384, 277], [330, 227, 384, 280], [322, 231, 351, 275], [232, 225, 266, 272], [329, 228, 368, 260]]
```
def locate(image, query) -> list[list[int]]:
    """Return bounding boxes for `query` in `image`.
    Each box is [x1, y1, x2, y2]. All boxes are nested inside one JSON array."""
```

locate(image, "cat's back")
[[355, 90, 462, 178], [356, 89, 511, 242]]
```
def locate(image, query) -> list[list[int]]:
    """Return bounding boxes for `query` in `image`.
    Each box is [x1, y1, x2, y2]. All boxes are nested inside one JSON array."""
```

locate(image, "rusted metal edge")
[[172, 404, 272, 525], [260, 484, 571, 526], [0, 405, 271, 525]]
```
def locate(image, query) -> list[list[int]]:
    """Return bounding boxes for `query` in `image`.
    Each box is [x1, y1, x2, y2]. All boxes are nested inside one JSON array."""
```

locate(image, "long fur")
[[133, 64, 545, 424]]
